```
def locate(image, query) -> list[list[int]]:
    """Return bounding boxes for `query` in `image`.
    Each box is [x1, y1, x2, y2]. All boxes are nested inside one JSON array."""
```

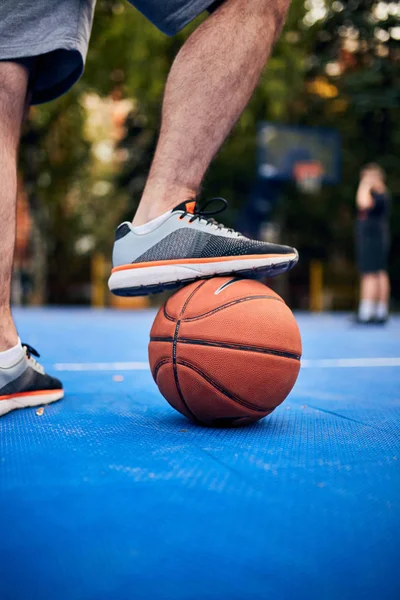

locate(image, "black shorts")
[[356, 219, 390, 274]]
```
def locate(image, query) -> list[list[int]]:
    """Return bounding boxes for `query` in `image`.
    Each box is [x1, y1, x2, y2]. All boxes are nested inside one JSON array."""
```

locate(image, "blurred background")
[[14, 0, 400, 311]]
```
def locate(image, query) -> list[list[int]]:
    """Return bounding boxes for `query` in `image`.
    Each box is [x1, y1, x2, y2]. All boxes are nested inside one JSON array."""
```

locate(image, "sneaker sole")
[[0, 389, 64, 417], [108, 252, 298, 297]]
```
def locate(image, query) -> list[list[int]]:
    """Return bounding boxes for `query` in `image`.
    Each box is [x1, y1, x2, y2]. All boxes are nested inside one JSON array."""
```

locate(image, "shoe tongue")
[[172, 200, 197, 215]]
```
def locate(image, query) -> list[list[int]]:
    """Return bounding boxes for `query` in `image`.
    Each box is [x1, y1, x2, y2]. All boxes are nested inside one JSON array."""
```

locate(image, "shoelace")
[[22, 343, 45, 375], [179, 197, 241, 236]]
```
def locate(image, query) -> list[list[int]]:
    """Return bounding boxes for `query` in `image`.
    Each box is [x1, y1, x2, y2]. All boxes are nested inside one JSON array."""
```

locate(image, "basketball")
[[149, 277, 302, 427]]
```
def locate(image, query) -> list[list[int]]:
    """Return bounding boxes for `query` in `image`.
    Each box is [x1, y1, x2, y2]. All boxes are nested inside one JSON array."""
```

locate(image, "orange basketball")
[[148, 277, 302, 427]]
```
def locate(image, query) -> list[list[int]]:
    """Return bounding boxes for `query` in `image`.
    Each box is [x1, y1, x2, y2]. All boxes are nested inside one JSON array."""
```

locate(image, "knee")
[[0, 62, 29, 124], [362, 273, 377, 283], [271, 0, 292, 35], [217, 0, 291, 21], [274, 0, 292, 15], [238, 0, 292, 38]]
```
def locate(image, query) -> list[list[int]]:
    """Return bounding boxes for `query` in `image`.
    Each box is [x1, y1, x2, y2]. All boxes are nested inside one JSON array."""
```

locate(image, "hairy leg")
[[133, 0, 291, 225], [0, 62, 29, 350]]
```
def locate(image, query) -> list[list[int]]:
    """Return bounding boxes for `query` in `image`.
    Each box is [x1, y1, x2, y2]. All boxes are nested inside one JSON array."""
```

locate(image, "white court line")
[[302, 357, 400, 368], [54, 362, 149, 371], [53, 358, 400, 372]]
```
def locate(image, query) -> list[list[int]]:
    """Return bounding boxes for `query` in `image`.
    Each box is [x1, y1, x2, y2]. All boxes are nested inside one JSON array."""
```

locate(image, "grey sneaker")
[[0, 344, 63, 417], [109, 198, 298, 296]]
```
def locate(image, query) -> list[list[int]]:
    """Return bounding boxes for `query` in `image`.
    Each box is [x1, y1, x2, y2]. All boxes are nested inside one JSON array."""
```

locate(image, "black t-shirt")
[[358, 189, 390, 221]]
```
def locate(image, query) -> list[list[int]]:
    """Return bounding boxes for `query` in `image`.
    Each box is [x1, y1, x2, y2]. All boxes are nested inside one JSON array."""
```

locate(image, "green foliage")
[[20, 0, 400, 306], [296, 0, 400, 303]]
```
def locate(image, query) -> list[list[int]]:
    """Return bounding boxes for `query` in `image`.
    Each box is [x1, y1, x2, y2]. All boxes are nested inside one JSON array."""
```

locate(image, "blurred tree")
[[18, 0, 399, 307], [19, 90, 90, 303], [85, 0, 310, 223], [284, 0, 400, 305]]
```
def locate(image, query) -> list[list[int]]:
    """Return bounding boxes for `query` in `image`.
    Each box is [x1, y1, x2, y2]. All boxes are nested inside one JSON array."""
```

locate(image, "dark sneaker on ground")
[[373, 316, 389, 325], [0, 344, 63, 417], [351, 315, 387, 325], [109, 198, 299, 296]]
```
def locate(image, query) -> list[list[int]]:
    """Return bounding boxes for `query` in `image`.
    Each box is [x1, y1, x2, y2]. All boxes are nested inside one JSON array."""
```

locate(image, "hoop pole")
[[310, 260, 323, 312], [91, 253, 107, 308]]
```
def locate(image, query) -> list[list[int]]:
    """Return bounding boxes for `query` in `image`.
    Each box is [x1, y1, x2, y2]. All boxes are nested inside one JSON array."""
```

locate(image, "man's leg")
[[0, 62, 29, 351], [377, 270, 390, 303], [358, 273, 378, 322], [110, 0, 297, 296], [376, 270, 390, 321], [0, 61, 64, 417], [133, 0, 290, 225]]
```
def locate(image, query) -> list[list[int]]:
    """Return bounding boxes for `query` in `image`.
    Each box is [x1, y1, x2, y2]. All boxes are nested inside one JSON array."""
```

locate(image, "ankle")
[[0, 333, 20, 352], [133, 182, 197, 226], [0, 337, 23, 367], [358, 299, 375, 321], [376, 301, 389, 319], [0, 308, 19, 351]]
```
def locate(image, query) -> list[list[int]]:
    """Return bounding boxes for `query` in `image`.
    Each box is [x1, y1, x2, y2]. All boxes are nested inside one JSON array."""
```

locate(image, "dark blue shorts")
[[356, 219, 390, 275], [0, 0, 221, 105], [131, 0, 223, 35]]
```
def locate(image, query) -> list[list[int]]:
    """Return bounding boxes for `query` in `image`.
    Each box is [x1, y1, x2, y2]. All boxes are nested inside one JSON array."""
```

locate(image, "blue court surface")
[[1, 308, 399, 600]]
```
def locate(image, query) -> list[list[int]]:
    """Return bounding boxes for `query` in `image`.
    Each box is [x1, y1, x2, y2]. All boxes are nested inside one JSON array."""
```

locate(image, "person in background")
[[355, 164, 391, 324]]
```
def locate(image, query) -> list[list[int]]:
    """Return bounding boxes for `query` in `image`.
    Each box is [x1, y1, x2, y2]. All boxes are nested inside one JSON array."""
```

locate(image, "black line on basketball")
[[177, 359, 273, 413], [150, 336, 300, 361], [164, 294, 284, 322], [171, 281, 206, 421]]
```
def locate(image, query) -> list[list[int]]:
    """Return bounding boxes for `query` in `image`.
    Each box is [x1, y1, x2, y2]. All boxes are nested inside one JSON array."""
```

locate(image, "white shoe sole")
[[108, 253, 298, 296], [0, 390, 64, 417]]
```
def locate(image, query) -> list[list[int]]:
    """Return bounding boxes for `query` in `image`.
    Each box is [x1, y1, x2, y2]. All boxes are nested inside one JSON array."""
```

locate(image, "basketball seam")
[[179, 279, 208, 320], [164, 295, 284, 322], [163, 305, 176, 322], [163, 280, 208, 322], [150, 336, 301, 361], [172, 280, 207, 422], [153, 358, 172, 381], [177, 359, 272, 413]]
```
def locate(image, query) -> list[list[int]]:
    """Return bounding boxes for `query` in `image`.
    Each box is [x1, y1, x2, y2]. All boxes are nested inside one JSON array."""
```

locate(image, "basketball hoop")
[[293, 161, 323, 194]]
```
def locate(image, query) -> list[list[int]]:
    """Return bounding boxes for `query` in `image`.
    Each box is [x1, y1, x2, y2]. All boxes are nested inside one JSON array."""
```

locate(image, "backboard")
[[257, 122, 341, 185]]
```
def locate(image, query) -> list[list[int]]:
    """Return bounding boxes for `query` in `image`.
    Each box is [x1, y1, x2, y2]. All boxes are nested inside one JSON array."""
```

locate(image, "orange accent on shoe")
[[185, 201, 196, 214], [111, 253, 295, 273], [0, 389, 63, 401]]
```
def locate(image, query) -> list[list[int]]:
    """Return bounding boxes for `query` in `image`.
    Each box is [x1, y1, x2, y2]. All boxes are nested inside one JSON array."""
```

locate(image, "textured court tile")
[[0, 310, 399, 600]]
